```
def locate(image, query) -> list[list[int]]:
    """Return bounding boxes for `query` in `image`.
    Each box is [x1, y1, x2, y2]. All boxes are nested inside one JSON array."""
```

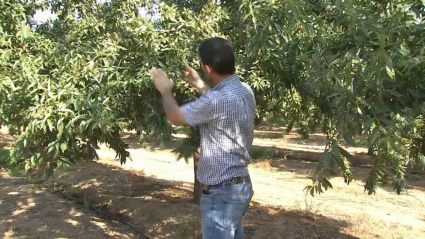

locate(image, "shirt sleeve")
[[181, 94, 217, 127]]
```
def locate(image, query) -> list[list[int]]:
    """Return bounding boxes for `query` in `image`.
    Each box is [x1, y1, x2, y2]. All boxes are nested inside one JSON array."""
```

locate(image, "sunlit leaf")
[[385, 54, 396, 80]]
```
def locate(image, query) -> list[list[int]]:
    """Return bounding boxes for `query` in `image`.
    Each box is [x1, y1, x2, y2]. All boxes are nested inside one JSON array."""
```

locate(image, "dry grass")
[[346, 213, 373, 238], [252, 159, 274, 169], [294, 196, 322, 221]]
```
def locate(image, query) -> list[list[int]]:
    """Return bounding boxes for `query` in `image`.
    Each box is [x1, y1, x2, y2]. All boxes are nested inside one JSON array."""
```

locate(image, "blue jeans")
[[200, 181, 253, 239]]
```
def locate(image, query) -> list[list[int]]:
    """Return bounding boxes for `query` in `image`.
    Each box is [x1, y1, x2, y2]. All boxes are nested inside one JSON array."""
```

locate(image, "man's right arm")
[[184, 67, 211, 94], [182, 94, 218, 127], [193, 80, 211, 95]]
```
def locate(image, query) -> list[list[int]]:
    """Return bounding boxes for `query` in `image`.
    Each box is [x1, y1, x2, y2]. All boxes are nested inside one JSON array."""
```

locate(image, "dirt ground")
[[0, 171, 137, 239], [1, 127, 425, 238]]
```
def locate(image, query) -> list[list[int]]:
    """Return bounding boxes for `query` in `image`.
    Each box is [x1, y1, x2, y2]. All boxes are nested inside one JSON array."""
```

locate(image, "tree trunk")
[[367, 147, 374, 156], [193, 148, 202, 205]]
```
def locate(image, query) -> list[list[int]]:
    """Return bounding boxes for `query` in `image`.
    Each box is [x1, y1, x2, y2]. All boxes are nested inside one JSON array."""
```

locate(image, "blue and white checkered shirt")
[[182, 74, 256, 185]]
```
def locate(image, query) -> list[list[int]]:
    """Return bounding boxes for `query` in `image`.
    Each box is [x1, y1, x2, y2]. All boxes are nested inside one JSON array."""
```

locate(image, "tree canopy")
[[1, 0, 424, 196]]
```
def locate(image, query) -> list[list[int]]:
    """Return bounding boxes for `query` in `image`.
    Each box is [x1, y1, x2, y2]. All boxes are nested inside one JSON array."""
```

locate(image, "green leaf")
[[353, 35, 366, 42], [343, 134, 356, 146], [332, 143, 341, 158], [369, 127, 379, 147], [60, 143, 68, 152], [47, 119, 54, 132], [386, 89, 403, 97], [320, 152, 331, 168], [57, 119, 64, 137], [312, 52, 320, 64], [47, 145, 55, 154], [365, 118, 374, 131], [339, 146, 351, 158], [25, 160, 31, 171], [408, 88, 421, 98], [325, 53, 339, 64], [248, 2, 257, 30], [318, 183, 323, 193], [357, 107, 365, 116], [385, 54, 395, 80], [323, 177, 333, 189]]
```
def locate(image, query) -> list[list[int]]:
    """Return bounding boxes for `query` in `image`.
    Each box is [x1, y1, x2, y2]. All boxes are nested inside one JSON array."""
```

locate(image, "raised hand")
[[183, 66, 211, 94], [183, 67, 202, 87], [149, 67, 174, 94]]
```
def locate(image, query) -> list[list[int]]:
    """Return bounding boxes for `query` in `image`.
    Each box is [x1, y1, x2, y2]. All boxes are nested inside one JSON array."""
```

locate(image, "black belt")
[[201, 175, 251, 195]]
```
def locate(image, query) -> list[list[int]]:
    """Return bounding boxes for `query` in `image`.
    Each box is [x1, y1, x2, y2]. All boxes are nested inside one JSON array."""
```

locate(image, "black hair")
[[198, 37, 236, 75]]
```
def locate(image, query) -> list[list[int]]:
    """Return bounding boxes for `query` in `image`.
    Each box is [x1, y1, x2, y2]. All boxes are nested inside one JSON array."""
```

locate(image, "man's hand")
[[184, 67, 202, 86], [149, 67, 187, 126], [184, 67, 211, 94], [150, 67, 174, 94]]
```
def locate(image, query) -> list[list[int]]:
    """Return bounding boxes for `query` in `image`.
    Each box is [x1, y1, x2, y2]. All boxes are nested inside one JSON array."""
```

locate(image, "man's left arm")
[[160, 90, 218, 127], [160, 91, 187, 126], [150, 67, 215, 126]]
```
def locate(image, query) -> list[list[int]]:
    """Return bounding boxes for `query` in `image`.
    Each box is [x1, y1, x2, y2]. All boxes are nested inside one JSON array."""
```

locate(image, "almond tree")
[[1, 0, 424, 203]]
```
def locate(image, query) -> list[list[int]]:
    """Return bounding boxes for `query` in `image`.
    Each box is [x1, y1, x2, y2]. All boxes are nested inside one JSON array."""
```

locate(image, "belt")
[[201, 175, 251, 195]]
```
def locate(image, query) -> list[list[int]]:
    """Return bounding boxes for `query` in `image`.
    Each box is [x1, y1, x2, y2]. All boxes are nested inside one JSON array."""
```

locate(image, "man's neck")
[[211, 74, 234, 86]]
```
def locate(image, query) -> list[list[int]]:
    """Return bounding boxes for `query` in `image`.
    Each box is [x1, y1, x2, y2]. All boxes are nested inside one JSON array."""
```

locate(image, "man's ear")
[[204, 65, 213, 75]]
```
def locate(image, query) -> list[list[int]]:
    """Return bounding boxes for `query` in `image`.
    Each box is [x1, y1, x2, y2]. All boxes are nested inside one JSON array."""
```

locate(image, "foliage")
[[0, 149, 10, 165], [0, 0, 222, 176], [250, 147, 276, 160], [1, 0, 424, 195], [239, 0, 425, 195]]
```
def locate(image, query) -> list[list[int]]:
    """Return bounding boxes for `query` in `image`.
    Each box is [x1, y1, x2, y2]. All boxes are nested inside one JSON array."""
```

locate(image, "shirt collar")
[[212, 74, 238, 91]]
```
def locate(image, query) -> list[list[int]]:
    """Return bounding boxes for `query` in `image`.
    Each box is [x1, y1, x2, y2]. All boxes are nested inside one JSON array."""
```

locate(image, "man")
[[149, 37, 255, 239]]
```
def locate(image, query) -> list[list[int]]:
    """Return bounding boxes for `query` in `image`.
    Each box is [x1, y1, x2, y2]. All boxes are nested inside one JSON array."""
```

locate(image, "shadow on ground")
[[245, 200, 359, 239], [250, 145, 425, 193], [120, 129, 329, 150], [0, 132, 14, 148], [254, 130, 287, 139], [47, 162, 359, 238], [0, 172, 136, 239], [120, 131, 184, 151], [117, 131, 424, 194], [251, 144, 373, 166]]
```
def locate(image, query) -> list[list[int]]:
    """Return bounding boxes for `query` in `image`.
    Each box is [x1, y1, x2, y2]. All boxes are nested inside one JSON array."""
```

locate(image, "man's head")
[[198, 37, 236, 84]]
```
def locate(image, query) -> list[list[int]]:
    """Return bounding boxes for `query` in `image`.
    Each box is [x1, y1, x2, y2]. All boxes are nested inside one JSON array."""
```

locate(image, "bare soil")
[[1, 127, 425, 239], [0, 171, 137, 239]]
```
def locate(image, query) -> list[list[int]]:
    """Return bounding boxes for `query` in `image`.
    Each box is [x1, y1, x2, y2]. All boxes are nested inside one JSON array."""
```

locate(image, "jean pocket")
[[201, 186, 220, 197], [222, 196, 246, 229]]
